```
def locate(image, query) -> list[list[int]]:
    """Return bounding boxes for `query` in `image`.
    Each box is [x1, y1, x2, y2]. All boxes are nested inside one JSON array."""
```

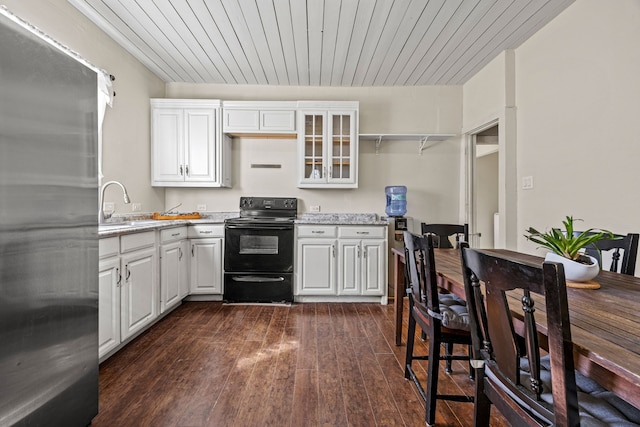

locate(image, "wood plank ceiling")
[[70, 0, 574, 86]]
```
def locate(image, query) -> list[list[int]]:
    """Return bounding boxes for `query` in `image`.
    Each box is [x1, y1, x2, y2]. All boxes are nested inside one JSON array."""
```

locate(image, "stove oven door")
[[224, 223, 294, 273]]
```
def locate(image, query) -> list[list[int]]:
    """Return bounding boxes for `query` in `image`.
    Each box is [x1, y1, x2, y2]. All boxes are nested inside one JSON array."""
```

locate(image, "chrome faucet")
[[99, 180, 131, 224]]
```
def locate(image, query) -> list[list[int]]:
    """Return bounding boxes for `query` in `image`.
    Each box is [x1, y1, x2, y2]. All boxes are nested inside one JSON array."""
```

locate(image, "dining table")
[[391, 243, 640, 409]]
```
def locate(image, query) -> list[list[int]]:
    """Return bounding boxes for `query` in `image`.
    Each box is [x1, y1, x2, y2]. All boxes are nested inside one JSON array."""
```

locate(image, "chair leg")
[[468, 345, 475, 380], [445, 342, 453, 373], [473, 368, 491, 427], [405, 310, 417, 380], [425, 335, 441, 426]]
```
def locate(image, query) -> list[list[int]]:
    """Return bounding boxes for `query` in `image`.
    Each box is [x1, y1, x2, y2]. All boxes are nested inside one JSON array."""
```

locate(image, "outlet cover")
[[309, 205, 320, 213], [522, 176, 534, 190], [132, 203, 142, 212], [196, 204, 207, 211]]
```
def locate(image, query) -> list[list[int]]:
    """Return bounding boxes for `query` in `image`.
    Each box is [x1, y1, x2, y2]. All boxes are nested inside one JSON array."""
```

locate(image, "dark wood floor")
[[94, 301, 509, 427]]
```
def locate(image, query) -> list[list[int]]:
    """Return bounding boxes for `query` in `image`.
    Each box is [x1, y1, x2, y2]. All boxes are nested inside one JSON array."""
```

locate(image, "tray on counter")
[[152, 212, 202, 220]]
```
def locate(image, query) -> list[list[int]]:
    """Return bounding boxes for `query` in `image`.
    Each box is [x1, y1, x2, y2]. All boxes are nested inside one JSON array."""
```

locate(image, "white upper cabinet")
[[222, 101, 297, 134], [151, 99, 231, 187], [297, 101, 359, 188]]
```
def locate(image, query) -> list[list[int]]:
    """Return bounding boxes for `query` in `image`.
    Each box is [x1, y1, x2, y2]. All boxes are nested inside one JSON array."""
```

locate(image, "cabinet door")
[[338, 239, 360, 295], [179, 240, 190, 298], [361, 239, 387, 296], [298, 111, 327, 185], [121, 248, 158, 340], [184, 108, 217, 183], [296, 238, 336, 295], [98, 257, 120, 359], [328, 111, 357, 186], [190, 238, 223, 294], [152, 107, 184, 184], [223, 109, 259, 132], [160, 241, 182, 313]]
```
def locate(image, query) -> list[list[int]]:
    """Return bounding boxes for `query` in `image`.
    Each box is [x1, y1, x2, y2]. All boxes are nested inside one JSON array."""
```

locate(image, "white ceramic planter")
[[545, 252, 599, 282]]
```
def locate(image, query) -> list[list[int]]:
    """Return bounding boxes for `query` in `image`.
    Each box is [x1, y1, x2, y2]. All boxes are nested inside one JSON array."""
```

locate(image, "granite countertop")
[[295, 213, 388, 225], [99, 212, 388, 237], [98, 212, 239, 237]]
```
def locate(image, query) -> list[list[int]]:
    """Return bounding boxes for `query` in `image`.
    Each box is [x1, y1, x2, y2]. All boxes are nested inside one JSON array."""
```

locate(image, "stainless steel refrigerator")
[[0, 12, 99, 427]]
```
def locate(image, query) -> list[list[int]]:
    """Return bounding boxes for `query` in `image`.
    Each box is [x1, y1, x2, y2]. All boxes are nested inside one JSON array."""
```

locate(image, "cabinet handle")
[[185, 165, 189, 176], [171, 232, 180, 237], [191, 244, 195, 257], [328, 165, 332, 179], [125, 265, 131, 281], [324, 166, 327, 179], [178, 247, 183, 260], [199, 230, 213, 234], [180, 165, 183, 176], [311, 230, 325, 234], [357, 246, 360, 258], [363, 247, 367, 258], [332, 244, 335, 258], [116, 267, 121, 287], [356, 231, 370, 235]]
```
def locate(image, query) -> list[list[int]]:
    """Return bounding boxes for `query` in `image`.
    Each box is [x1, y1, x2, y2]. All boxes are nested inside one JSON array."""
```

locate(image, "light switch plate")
[[132, 203, 142, 212], [522, 176, 534, 190], [309, 205, 320, 212]]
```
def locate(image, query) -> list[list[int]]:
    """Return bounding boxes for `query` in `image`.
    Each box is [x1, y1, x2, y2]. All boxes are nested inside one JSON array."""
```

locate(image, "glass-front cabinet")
[[297, 101, 358, 188]]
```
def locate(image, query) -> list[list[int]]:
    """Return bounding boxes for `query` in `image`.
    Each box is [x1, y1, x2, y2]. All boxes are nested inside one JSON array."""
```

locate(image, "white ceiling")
[[70, 0, 574, 86]]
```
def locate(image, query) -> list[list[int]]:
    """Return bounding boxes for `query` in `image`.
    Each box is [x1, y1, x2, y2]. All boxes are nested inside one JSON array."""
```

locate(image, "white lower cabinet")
[[296, 225, 387, 300], [120, 233, 158, 341], [296, 237, 337, 295], [159, 227, 188, 313], [189, 225, 224, 294], [338, 237, 387, 296], [98, 231, 158, 360], [98, 254, 120, 358]]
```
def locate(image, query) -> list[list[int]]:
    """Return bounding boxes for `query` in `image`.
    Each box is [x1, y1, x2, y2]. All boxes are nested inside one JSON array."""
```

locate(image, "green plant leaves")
[[524, 216, 616, 261]]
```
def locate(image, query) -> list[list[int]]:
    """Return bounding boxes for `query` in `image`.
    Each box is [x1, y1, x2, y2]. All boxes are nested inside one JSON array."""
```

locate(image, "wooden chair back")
[[404, 231, 441, 320], [459, 244, 580, 426], [580, 232, 639, 275], [421, 223, 469, 249]]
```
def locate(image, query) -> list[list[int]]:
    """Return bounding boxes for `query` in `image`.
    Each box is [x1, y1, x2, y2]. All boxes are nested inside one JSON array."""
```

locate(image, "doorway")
[[466, 121, 499, 248]]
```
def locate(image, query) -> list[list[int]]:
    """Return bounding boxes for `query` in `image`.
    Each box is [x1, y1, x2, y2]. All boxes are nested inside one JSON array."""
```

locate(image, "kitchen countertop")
[[99, 212, 388, 237], [98, 212, 238, 237], [295, 213, 388, 225]]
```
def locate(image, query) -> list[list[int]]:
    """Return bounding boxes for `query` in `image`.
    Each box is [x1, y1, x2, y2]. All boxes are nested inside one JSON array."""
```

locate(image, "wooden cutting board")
[[152, 212, 201, 220]]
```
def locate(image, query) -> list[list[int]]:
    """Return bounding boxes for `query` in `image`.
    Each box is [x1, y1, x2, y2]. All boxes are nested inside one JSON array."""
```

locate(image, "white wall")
[[164, 84, 463, 224], [515, 0, 640, 259], [3, 0, 166, 214], [462, 51, 518, 248]]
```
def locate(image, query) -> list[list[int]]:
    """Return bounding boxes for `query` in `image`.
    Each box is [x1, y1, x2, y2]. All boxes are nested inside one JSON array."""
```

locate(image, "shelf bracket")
[[418, 136, 430, 155], [375, 136, 382, 154]]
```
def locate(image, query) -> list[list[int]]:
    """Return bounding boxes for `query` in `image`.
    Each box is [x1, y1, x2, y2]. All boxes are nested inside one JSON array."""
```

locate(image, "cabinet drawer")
[[188, 225, 224, 238], [160, 226, 188, 243], [297, 225, 337, 238], [339, 226, 386, 239], [120, 231, 156, 253], [99, 237, 119, 259]]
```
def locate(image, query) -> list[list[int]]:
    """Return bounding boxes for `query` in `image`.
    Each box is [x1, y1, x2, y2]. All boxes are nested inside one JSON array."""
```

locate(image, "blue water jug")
[[385, 185, 407, 217]]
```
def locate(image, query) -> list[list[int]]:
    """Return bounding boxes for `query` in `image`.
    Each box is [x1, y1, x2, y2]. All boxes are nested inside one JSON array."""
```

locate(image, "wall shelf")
[[359, 133, 456, 155]]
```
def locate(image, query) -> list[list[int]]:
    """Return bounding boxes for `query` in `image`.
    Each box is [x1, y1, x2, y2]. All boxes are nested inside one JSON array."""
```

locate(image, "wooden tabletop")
[[392, 246, 640, 408]]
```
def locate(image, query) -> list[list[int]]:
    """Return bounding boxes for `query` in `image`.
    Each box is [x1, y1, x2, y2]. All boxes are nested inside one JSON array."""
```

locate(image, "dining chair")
[[578, 232, 639, 275], [459, 243, 640, 426], [421, 223, 469, 249], [403, 231, 474, 426]]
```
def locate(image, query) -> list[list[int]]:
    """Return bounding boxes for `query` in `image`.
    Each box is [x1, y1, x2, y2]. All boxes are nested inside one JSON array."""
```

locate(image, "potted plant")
[[524, 216, 616, 283]]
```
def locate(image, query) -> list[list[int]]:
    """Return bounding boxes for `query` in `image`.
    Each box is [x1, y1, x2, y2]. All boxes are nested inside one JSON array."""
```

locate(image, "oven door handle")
[[231, 276, 286, 282], [225, 224, 293, 231]]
